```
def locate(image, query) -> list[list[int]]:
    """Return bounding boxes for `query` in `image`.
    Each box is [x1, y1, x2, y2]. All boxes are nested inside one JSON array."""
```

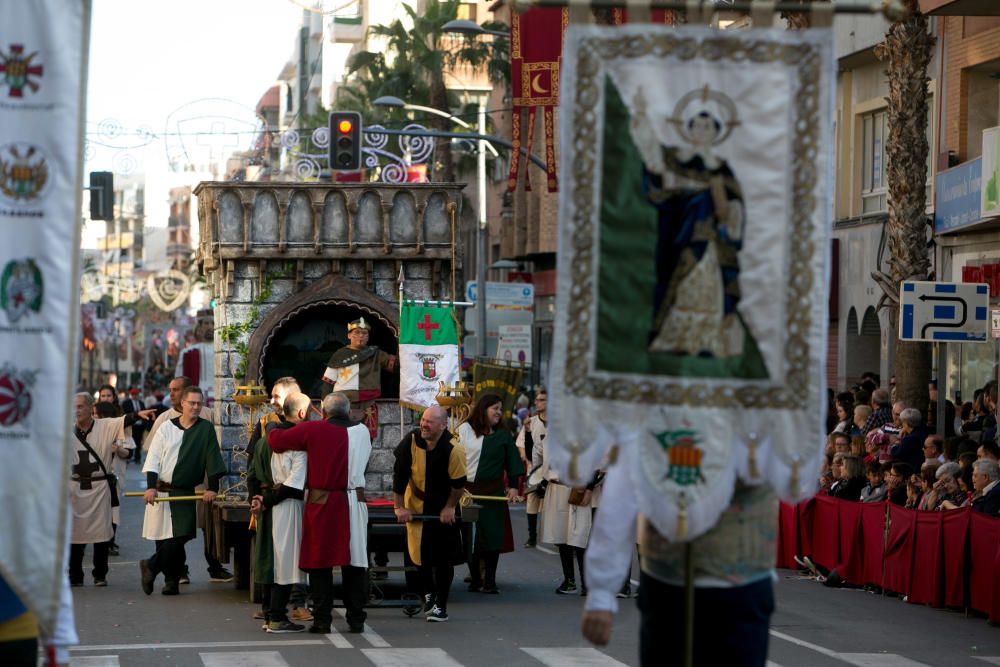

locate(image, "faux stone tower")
[[194, 182, 464, 494]]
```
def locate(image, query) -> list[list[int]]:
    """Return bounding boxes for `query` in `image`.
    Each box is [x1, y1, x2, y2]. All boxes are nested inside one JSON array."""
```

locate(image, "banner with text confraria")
[[0, 0, 90, 633]]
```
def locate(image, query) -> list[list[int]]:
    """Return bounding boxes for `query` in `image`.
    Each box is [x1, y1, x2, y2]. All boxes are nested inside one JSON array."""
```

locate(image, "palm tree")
[[781, 0, 829, 30], [344, 0, 508, 182], [874, 0, 935, 414]]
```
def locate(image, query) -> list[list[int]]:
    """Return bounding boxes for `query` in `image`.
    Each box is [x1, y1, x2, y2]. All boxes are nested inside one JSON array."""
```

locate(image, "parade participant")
[[144, 376, 233, 584], [139, 386, 226, 596], [582, 453, 777, 666], [516, 390, 547, 548], [70, 393, 148, 587], [249, 393, 308, 634], [246, 377, 311, 623], [321, 316, 396, 439], [323, 393, 373, 592], [93, 401, 132, 558], [267, 393, 362, 634], [458, 395, 523, 594], [393, 406, 466, 622]]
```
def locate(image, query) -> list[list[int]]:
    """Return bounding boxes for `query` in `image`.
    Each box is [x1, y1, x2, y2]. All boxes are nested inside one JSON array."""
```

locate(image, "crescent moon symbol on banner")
[[531, 74, 548, 95]]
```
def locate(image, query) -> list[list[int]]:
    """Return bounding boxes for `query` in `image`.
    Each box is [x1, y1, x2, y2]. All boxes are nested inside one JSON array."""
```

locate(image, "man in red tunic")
[[267, 392, 363, 634]]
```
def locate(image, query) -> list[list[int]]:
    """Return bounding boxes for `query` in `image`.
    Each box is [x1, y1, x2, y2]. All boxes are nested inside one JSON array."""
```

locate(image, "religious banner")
[[0, 0, 91, 633], [547, 25, 834, 542], [472, 360, 523, 420], [398, 301, 460, 410]]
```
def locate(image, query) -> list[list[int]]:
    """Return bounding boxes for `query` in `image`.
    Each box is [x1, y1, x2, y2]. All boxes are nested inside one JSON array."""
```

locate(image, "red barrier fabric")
[[969, 511, 1000, 615], [836, 501, 865, 584], [882, 505, 917, 595], [908, 511, 944, 607], [797, 498, 815, 560], [776, 501, 798, 569], [812, 496, 840, 571], [860, 502, 887, 586], [941, 507, 969, 608]]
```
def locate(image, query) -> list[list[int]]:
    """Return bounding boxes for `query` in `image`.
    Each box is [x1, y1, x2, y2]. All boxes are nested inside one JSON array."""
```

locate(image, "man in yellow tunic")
[[393, 406, 466, 623]]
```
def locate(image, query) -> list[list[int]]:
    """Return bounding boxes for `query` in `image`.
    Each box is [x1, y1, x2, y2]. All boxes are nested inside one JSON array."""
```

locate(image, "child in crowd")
[[860, 460, 886, 503], [854, 405, 872, 434]]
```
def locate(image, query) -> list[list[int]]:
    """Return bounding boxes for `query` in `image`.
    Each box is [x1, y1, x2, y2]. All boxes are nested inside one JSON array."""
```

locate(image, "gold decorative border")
[[565, 32, 823, 410]]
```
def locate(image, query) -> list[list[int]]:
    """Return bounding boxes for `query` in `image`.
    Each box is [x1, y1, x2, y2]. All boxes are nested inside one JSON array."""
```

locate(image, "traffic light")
[[89, 171, 114, 221], [329, 111, 362, 171]]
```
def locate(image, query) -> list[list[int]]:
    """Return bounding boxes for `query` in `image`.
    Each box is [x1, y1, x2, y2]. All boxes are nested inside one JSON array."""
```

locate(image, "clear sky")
[[84, 0, 307, 242]]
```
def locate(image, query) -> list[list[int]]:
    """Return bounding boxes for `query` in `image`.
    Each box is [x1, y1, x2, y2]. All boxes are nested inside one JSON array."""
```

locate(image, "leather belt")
[[74, 474, 108, 483], [467, 478, 504, 494], [408, 480, 425, 501]]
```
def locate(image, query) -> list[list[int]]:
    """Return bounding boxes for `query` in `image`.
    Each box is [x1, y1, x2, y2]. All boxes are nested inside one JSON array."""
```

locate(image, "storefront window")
[[949, 342, 998, 407]]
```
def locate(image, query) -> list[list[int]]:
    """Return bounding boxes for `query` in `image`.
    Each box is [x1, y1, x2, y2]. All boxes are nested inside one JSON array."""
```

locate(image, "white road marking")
[[335, 608, 390, 647], [322, 626, 354, 649], [71, 640, 324, 652], [521, 647, 630, 666], [766, 662, 785, 667], [362, 648, 465, 667], [973, 659, 1000, 665], [200, 651, 289, 667], [770, 630, 933, 666], [71, 657, 120, 667], [106, 561, 139, 566]]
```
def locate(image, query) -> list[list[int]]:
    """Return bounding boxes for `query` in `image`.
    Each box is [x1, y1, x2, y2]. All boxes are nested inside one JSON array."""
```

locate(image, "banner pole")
[[399, 266, 405, 441]]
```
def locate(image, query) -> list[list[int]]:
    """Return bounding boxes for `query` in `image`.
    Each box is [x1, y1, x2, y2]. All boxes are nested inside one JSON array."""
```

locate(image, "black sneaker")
[[426, 606, 448, 622], [481, 584, 500, 595], [348, 624, 364, 634], [308, 624, 332, 634], [94, 578, 108, 587], [209, 568, 235, 583], [108, 543, 120, 557], [555, 580, 577, 595], [139, 560, 155, 595], [423, 594, 436, 614], [69, 580, 83, 588], [616, 586, 631, 599], [523, 537, 537, 548], [267, 620, 305, 634], [179, 566, 190, 585], [161, 581, 180, 596]]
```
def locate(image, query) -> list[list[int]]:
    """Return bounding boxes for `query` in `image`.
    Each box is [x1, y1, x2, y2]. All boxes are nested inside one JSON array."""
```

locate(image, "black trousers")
[[0, 638, 37, 667], [638, 572, 774, 667], [69, 542, 109, 583], [267, 583, 293, 623], [149, 536, 192, 583], [304, 566, 368, 629]]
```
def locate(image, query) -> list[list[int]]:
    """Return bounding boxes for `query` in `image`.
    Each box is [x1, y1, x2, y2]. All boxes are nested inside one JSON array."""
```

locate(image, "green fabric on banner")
[[472, 361, 523, 419], [595, 77, 768, 380], [169, 419, 226, 538], [400, 302, 459, 346]]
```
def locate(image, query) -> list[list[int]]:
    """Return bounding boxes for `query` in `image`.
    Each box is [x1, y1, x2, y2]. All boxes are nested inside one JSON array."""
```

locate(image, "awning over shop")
[[920, 0, 1000, 15]]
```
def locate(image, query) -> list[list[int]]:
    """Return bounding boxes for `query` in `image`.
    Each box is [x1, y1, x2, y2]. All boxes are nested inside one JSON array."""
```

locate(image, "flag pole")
[[398, 265, 405, 447]]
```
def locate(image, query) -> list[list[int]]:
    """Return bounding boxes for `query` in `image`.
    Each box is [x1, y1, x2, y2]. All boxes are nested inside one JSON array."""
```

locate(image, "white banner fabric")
[[548, 24, 834, 543], [0, 0, 90, 633], [399, 342, 460, 410]]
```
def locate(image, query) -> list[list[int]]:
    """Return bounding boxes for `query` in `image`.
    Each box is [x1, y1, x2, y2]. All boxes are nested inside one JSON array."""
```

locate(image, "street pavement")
[[67, 462, 1000, 666]]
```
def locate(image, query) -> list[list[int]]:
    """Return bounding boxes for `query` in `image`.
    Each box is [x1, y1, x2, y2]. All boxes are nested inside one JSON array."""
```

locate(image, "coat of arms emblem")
[[0, 365, 35, 427], [0, 144, 49, 202], [418, 353, 442, 381], [653, 425, 705, 486], [0, 258, 43, 324], [0, 44, 44, 98]]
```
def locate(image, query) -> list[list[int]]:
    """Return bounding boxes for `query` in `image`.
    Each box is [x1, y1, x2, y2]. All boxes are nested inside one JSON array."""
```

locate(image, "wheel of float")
[[401, 592, 422, 617]]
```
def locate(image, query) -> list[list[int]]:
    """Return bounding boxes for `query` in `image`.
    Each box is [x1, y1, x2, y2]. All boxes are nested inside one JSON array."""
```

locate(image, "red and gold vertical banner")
[[610, 9, 679, 24], [508, 6, 566, 193]]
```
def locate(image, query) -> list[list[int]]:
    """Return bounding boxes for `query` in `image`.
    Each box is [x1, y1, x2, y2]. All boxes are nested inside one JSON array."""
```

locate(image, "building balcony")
[[920, 0, 1000, 13], [330, 13, 364, 44]]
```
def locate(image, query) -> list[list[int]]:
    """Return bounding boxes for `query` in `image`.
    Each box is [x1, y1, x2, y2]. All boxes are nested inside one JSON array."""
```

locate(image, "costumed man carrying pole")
[[247, 376, 312, 624], [393, 406, 467, 623], [248, 393, 308, 634], [321, 317, 396, 440], [267, 392, 365, 634], [139, 386, 225, 596]]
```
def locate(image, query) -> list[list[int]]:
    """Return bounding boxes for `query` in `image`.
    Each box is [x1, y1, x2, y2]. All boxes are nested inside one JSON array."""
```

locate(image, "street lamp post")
[[373, 94, 496, 360]]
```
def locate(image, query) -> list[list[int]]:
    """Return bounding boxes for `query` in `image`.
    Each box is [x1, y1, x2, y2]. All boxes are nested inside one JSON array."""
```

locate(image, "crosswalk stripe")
[[974, 659, 1000, 665], [840, 655, 934, 667], [321, 626, 353, 649], [199, 651, 289, 667], [771, 630, 933, 667], [766, 662, 785, 667], [521, 647, 630, 666], [71, 640, 324, 652], [361, 648, 465, 667], [335, 607, 391, 647], [70, 656, 120, 667]]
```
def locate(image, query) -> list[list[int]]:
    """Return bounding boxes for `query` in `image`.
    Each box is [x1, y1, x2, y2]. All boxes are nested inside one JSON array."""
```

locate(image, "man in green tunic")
[[139, 387, 226, 596]]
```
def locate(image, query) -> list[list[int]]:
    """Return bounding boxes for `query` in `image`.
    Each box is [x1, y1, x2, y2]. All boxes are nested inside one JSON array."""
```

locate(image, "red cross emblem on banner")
[[416, 314, 440, 341]]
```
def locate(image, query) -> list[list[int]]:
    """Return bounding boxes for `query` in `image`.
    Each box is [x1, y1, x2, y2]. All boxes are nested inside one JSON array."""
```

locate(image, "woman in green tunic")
[[458, 394, 524, 594]]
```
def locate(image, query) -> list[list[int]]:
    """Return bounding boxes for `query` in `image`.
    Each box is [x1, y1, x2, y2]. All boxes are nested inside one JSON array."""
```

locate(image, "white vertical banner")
[[0, 0, 90, 633]]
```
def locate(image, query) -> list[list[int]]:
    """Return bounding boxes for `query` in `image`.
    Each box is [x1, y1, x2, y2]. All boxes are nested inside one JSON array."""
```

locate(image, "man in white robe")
[[70, 393, 146, 587]]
